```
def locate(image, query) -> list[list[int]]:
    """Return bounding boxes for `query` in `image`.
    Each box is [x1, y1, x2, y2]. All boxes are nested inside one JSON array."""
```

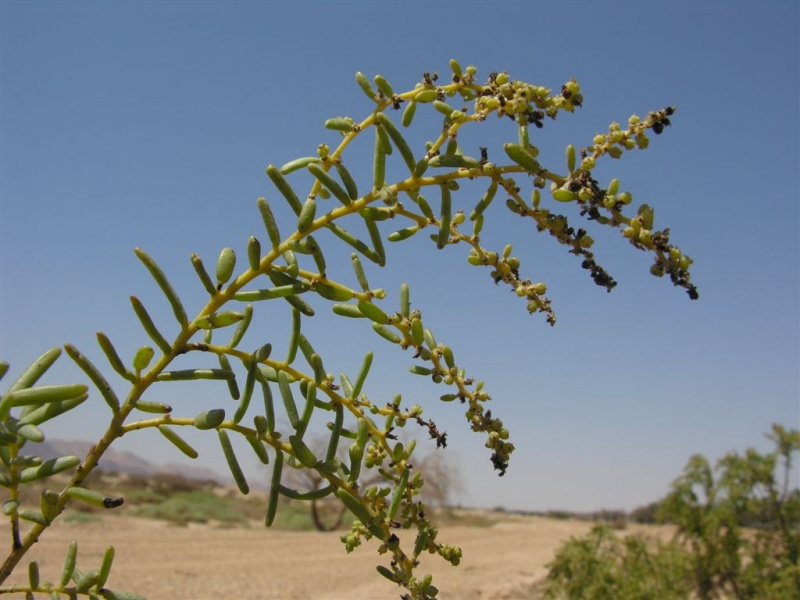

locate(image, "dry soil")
[[1, 513, 668, 599]]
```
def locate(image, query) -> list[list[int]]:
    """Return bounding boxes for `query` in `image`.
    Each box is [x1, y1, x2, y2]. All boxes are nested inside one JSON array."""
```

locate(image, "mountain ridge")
[[28, 438, 228, 483]]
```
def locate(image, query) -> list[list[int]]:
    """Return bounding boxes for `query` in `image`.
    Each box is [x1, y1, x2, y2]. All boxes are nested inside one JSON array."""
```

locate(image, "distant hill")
[[28, 438, 227, 483]]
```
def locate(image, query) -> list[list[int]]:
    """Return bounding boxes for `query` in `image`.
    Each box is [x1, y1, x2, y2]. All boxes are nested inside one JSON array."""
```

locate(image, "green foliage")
[[658, 423, 800, 599], [543, 524, 693, 600], [128, 490, 249, 525], [629, 501, 661, 524], [0, 61, 696, 599], [62, 512, 103, 524], [542, 424, 800, 600]]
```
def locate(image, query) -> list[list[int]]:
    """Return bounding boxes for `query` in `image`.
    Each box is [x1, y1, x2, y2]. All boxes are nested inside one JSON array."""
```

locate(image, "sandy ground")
[[0, 514, 667, 599]]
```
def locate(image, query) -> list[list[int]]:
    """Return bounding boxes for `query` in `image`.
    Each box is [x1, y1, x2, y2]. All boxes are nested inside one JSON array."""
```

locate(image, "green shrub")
[[128, 490, 248, 525], [543, 524, 693, 600], [543, 424, 800, 600], [658, 424, 800, 599]]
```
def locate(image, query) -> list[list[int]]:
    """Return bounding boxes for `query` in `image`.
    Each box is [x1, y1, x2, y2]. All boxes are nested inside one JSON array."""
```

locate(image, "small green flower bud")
[[550, 216, 566, 233], [481, 96, 500, 110], [616, 191, 632, 204], [531, 282, 547, 295], [317, 144, 330, 159], [564, 80, 579, 95]]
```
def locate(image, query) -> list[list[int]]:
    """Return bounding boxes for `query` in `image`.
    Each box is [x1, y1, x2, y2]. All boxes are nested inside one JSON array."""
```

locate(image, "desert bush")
[[658, 423, 800, 599], [629, 501, 662, 524], [546, 510, 575, 521], [543, 523, 693, 600], [542, 424, 800, 600], [128, 490, 248, 526], [1, 61, 695, 599], [587, 509, 628, 529], [146, 472, 212, 494]]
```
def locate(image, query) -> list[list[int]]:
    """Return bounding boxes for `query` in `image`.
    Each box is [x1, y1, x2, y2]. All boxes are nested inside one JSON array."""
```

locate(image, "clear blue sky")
[[1, 1, 798, 512]]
